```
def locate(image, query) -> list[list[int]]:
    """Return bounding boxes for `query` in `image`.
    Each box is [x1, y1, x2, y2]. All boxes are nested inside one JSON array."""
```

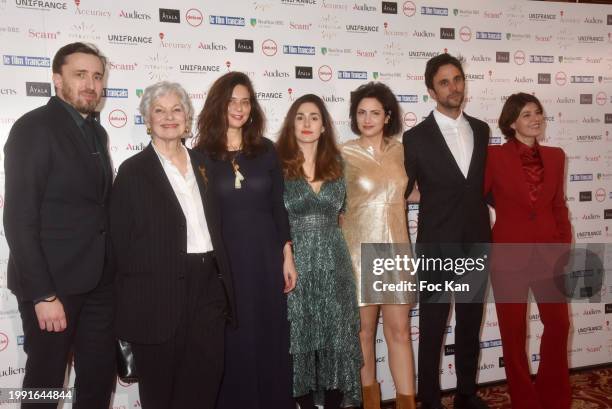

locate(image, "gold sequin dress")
[[341, 138, 416, 306]]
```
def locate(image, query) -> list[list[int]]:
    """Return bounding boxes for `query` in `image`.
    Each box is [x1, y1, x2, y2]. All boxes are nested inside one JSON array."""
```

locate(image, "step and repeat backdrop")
[[0, 0, 611, 406]]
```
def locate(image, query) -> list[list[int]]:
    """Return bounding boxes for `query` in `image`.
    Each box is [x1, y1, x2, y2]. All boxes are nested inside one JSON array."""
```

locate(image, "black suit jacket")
[[3, 97, 112, 302], [403, 111, 491, 244], [110, 144, 236, 344]]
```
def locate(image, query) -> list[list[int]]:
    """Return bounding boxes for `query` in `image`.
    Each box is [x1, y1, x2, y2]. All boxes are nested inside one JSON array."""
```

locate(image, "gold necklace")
[[231, 152, 245, 189]]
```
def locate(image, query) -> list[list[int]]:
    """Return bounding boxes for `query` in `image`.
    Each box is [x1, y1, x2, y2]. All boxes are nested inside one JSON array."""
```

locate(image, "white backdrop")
[[0, 0, 611, 406]]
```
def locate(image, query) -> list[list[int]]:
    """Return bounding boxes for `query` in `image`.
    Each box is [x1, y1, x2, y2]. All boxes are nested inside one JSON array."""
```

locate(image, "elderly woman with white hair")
[[110, 81, 235, 409]]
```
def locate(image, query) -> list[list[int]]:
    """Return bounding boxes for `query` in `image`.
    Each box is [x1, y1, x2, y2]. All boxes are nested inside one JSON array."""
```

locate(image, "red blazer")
[[484, 141, 572, 245]]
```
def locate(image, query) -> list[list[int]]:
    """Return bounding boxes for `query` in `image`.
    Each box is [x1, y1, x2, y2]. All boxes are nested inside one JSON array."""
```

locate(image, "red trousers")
[[495, 300, 571, 409]]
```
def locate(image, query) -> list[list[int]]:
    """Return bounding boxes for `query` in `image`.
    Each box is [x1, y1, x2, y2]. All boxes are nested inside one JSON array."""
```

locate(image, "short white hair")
[[139, 81, 194, 132]]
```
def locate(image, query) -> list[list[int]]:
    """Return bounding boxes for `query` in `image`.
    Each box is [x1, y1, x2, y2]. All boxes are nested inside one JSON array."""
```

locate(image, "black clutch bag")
[[116, 339, 138, 383]]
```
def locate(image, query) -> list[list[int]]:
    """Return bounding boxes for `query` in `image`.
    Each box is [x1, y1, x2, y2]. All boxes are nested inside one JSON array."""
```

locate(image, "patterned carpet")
[[380, 365, 612, 409]]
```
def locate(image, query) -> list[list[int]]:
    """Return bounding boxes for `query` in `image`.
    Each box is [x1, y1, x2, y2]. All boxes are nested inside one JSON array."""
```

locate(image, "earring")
[[146, 127, 152, 135]]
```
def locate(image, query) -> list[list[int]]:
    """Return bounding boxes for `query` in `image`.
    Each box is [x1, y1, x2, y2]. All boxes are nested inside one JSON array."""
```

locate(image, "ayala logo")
[[537, 73, 551, 84], [579, 191, 592, 202], [608, 15, 612, 25], [605, 113, 612, 123], [25, 82, 51, 97], [382, 2, 397, 14], [295, 66, 313, 79], [440, 28, 455, 40], [580, 94, 593, 104], [235, 39, 254, 53], [159, 8, 180, 23], [496, 52, 510, 63]]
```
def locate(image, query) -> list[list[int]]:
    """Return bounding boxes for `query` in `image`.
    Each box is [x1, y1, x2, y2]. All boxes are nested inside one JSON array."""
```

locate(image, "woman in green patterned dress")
[[276, 94, 362, 409]]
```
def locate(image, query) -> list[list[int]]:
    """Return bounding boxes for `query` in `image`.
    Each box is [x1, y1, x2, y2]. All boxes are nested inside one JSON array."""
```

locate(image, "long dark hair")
[[276, 94, 342, 182], [193, 71, 265, 160]]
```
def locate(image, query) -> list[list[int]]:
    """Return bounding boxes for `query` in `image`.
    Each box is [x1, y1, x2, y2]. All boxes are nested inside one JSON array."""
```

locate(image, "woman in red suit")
[[484, 93, 572, 409]]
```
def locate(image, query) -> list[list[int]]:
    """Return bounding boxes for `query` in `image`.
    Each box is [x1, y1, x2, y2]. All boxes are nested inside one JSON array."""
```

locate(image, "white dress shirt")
[[433, 109, 474, 178], [152, 143, 214, 253]]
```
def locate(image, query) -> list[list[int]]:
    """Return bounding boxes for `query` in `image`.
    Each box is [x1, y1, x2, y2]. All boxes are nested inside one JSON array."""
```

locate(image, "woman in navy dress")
[[193, 71, 297, 409]]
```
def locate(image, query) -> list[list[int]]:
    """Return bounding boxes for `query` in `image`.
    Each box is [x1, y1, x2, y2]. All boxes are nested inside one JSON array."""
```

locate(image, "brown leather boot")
[[395, 393, 416, 409], [361, 383, 381, 409]]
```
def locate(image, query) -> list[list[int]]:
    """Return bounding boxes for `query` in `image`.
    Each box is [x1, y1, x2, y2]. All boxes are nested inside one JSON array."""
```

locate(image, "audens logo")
[[283, 45, 315, 55], [209, 15, 245, 26], [3, 55, 49, 67], [102, 88, 128, 98], [198, 42, 227, 52], [421, 6, 448, 16], [476, 31, 501, 40], [118, 9, 151, 20], [26, 82, 51, 97], [338, 71, 367, 80], [15, 0, 67, 10]]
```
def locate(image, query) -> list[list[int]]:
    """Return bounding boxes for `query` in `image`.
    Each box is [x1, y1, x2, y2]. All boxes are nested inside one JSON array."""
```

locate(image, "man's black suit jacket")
[[110, 144, 236, 344], [4, 96, 112, 302], [402, 111, 491, 244]]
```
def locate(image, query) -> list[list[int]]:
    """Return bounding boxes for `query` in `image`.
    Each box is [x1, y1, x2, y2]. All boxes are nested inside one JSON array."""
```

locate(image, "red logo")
[[459, 26, 471, 42], [408, 219, 418, 235], [74, 0, 80, 7], [555, 71, 567, 86], [403, 112, 417, 128], [595, 188, 606, 202], [0, 332, 9, 352], [403, 1, 416, 17], [410, 325, 419, 341], [318, 65, 332, 82], [596, 92, 607, 106], [261, 39, 277, 56], [513, 50, 525, 65], [185, 9, 203, 27], [108, 109, 127, 128], [158, 32, 164, 40], [0, 195, 4, 209]]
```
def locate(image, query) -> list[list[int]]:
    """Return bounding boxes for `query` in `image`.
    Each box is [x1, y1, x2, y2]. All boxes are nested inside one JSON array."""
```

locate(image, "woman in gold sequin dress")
[[341, 82, 417, 409]]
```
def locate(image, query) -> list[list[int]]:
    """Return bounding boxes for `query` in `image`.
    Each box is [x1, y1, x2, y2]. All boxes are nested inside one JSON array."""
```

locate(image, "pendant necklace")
[[229, 146, 245, 189]]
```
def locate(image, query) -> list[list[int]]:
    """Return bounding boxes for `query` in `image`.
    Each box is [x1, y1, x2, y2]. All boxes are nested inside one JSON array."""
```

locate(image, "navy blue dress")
[[208, 138, 293, 409]]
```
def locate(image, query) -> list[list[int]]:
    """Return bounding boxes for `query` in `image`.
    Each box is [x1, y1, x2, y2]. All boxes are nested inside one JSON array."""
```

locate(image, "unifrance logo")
[[102, 88, 128, 98], [3, 55, 49, 67], [283, 45, 315, 55], [107, 34, 153, 45], [15, 0, 67, 10], [209, 15, 245, 26]]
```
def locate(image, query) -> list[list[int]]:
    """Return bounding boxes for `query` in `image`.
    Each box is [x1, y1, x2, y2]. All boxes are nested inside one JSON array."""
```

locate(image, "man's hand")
[[34, 297, 67, 332]]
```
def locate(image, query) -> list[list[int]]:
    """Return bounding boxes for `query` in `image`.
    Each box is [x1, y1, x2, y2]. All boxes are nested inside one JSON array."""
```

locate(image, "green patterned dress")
[[284, 177, 362, 407]]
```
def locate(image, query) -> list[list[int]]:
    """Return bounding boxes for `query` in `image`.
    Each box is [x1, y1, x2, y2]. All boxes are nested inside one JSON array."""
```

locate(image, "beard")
[[60, 82, 100, 115], [438, 92, 465, 110]]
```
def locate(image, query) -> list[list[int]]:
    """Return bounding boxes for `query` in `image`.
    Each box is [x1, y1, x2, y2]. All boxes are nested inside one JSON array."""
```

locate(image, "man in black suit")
[[3, 42, 115, 409], [402, 54, 491, 409]]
